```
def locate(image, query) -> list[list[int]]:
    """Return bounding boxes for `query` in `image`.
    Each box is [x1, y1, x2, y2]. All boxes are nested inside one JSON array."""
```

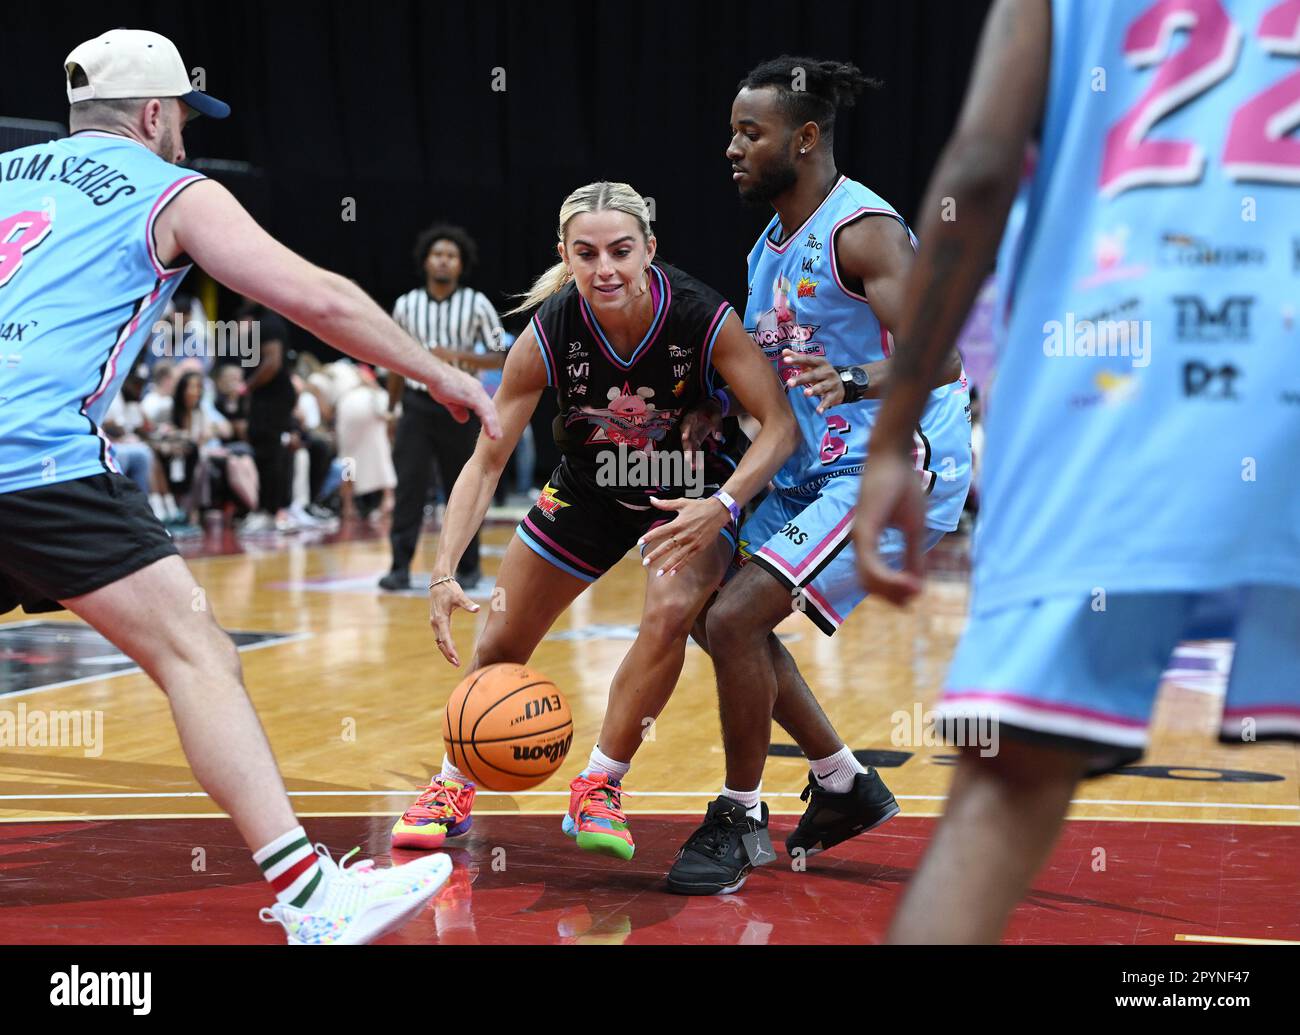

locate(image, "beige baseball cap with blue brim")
[[65, 28, 230, 120]]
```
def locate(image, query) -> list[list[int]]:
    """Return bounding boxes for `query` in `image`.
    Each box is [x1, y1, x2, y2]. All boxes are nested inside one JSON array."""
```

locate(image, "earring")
[[800, 147, 807, 155]]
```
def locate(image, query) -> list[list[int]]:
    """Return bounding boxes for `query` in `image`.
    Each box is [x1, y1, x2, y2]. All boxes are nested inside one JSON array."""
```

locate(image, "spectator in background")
[[237, 300, 299, 534], [329, 362, 397, 523], [141, 358, 179, 426], [289, 371, 337, 528], [211, 363, 260, 517], [381, 224, 505, 591], [164, 371, 230, 527], [103, 367, 160, 500]]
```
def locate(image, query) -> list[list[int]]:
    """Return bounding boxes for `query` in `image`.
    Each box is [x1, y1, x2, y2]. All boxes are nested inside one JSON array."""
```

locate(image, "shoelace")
[[258, 844, 379, 932], [404, 780, 470, 823], [682, 812, 737, 860], [573, 774, 631, 823]]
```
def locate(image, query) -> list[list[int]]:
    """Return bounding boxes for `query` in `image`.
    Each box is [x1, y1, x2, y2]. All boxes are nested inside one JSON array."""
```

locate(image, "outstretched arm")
[[154, 179, 500, 438], [856, 0, 1049, 604], [641, 313, 796, 577], [784, 215, 963, 413], [427, 327, 548, 666]]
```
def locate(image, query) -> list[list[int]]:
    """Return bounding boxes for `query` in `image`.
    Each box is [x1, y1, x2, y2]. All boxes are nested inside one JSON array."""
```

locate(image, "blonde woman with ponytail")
[[391, 181, 796, 863]]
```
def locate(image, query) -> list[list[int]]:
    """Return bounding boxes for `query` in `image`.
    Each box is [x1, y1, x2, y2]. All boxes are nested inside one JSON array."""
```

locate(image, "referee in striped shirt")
[[380, 225, 504, 591]]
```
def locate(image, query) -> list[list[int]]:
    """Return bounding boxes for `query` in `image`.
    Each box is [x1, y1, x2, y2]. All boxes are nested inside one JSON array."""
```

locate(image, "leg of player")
[[888, 741, 1088, 944], [667, 563, 896, 894], [392, 533, 589, 850], [61, 555, 453, 945], [561, 533, 735, 862]]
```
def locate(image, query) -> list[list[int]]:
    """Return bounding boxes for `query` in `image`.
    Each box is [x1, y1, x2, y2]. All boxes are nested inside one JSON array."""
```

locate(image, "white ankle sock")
[[585, 745, 630, 783], [440, 756, 470, 784], [810, 746, 866, 794], [722, 785, 763, 819]]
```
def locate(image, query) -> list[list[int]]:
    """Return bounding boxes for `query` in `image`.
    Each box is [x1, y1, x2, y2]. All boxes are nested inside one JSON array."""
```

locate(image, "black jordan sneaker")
[[666, 797, 777, 896], [785, 769, 900, 857]]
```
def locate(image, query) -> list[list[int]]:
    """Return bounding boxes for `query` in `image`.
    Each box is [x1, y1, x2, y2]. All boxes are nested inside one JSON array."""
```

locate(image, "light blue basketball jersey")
[[974, 0, 1300, 613], [744, 175, 971, 530], [0, 131, 204, 494]]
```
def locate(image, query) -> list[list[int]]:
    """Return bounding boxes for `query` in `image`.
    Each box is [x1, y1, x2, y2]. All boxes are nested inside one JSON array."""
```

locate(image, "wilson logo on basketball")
[[512, 694, 563, 725], [512, 733, 572, 763]]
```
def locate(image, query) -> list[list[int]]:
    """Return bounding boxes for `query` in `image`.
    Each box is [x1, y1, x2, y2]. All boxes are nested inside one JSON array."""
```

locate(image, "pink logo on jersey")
[[1077, 226, 1147, 291]]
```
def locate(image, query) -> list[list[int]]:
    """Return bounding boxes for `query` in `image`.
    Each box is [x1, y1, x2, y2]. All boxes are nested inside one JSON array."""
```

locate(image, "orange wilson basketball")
[[442, 664, 573, 792]]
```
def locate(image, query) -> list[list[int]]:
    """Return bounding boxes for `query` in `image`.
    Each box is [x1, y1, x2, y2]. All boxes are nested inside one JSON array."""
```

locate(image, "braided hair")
[[738, 56, 882, 143]]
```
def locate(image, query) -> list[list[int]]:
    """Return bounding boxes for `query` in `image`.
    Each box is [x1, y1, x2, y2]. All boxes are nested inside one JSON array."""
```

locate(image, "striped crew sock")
[[253, 826, 327, 910]]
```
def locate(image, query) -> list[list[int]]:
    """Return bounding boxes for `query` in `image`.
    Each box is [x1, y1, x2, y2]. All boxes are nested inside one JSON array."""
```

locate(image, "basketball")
[[442, 664, 573, 792]]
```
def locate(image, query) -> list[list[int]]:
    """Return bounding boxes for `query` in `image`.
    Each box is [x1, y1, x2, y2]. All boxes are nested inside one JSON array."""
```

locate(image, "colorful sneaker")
[[259, 844, 452, 945], [391, 777, 476, 850], [560, 771, 635, 860]]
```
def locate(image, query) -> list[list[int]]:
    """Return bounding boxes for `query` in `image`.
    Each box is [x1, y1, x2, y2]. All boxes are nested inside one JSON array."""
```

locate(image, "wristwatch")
[[837, 365, 870, 404]]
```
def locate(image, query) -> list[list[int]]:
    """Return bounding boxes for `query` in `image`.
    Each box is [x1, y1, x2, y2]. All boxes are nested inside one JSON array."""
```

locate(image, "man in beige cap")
[[0, 29, 500, 944]]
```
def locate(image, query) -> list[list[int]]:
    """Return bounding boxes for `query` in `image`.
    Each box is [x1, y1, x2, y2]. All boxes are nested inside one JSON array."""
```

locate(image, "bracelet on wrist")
[[712, 489, 741, 525], [428, 574, 458, 591]]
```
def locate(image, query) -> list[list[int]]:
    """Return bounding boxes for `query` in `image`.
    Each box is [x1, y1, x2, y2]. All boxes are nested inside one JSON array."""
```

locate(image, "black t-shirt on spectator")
[[249, 311, 297, 433]]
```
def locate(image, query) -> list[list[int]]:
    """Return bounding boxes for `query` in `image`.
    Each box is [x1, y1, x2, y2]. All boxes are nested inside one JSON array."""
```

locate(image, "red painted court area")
[[2, 815, 1296, 945]]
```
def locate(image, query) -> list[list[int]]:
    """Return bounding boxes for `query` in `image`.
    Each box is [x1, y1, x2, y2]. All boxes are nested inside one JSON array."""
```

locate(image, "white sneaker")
[[290, 503, 338, 531], [259, 844, 452, 945], [238, 512, 275, 534]]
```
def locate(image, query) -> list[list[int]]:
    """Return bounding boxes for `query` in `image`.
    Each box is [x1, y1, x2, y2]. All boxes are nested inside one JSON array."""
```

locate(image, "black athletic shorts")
[[0, 473, 179, 615], [515, 458, 738, 584]]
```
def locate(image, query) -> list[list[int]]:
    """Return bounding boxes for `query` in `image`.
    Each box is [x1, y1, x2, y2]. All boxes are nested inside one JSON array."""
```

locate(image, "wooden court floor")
[[1, 521, 1297, 944]]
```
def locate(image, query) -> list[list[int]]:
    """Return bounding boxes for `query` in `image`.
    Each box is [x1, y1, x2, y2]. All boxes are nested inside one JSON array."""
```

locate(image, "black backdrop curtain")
[[2, 0, 992, 344]]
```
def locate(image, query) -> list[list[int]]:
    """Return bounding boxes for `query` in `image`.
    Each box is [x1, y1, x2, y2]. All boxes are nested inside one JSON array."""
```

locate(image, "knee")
[[638, 598, 697, 647], [705, 594, 756, 651], [153, 621, 243, 693]]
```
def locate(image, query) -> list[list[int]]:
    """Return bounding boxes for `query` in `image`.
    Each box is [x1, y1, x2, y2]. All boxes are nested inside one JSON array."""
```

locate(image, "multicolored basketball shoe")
[[391, 777, 476, 850], [259, 844, 452, 945], [561, 771, 634, 860]]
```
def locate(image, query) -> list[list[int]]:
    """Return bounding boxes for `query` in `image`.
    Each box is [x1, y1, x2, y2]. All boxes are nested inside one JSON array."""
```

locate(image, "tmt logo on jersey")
[[534, 484, 570, 522]]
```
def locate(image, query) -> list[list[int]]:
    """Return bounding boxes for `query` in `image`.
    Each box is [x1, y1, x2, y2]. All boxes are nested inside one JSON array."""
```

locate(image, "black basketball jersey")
[[529, 261, 739, 503]]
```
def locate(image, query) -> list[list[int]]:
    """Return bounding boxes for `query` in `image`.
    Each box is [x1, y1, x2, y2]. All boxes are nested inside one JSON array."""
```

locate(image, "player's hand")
[[679, 398, 724, 456], [429, 577, 481, 667], [781, 350, 843, 414], [639, 495, 731, 577], [855, 449, 927, 606], [426, 366, 503, 440]]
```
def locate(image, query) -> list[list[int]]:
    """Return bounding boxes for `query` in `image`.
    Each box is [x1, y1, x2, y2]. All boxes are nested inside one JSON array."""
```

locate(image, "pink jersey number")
[[0, 210, 54, 288], [1100, 0, 1241, 198], [819, 415, 850, 466], [1223, 0, 1300, 182], [1101, 0, 1300, 195]]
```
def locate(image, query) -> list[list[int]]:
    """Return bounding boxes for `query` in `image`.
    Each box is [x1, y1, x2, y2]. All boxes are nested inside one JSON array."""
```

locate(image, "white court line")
[[0, 790, 1296, 810], [0, 631, 314, 701]]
